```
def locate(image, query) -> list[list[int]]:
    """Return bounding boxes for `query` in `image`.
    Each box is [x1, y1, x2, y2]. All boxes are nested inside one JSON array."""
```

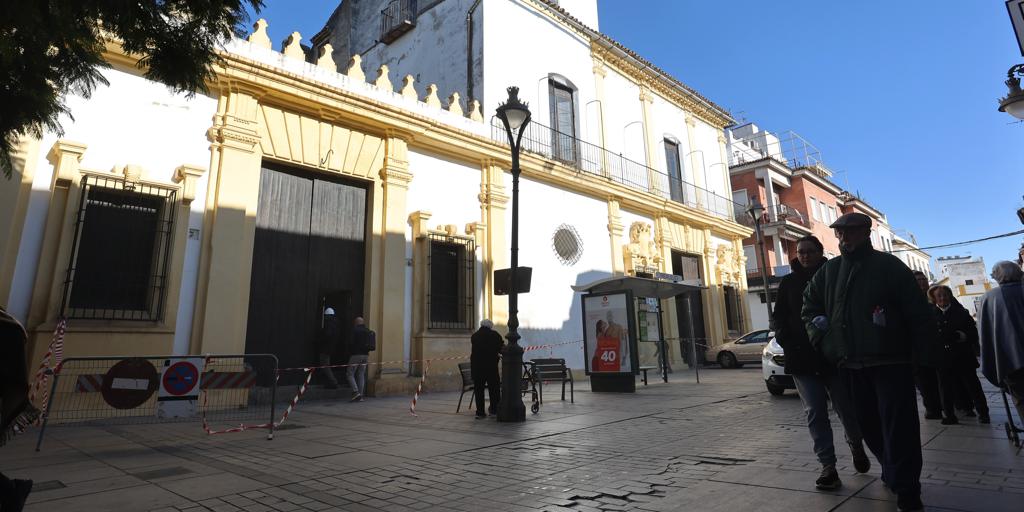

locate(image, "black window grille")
[[427, 233, 475, 330], [380, 0, 418, 44], [61, 175, 176, 321]]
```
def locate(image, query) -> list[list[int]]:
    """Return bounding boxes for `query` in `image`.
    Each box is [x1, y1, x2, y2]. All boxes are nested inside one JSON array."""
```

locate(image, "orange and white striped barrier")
[[409, 361, 429, 416], [199, 340, 584, 434]]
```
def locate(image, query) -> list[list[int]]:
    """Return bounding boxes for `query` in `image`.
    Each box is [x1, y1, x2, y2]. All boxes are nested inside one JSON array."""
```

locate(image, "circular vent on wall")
[[552, 224, 583, 266]]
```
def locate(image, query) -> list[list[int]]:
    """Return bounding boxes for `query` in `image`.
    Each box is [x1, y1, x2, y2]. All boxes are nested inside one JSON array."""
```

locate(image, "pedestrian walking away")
[[928, 285, 989, 425], [1, 307, 37, 512], [772, 235, 870, 491], [317, 307, 341, 389], [470, 319, 503, 419], [912, 270, 943, 421], [979, 261, 1024, 423], [802, 212, 936, 512], [347, 317, 375, 402]]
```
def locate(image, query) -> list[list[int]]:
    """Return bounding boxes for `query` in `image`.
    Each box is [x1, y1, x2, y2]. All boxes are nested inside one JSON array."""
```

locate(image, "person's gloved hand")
[[811, 315, 828, 331]]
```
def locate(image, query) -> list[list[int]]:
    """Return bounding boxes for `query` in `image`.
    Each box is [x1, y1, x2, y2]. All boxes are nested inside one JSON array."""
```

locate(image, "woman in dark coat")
[[772, 235, 869, 490], [1, 307, 37, 510], [928, 285, 989, 424]]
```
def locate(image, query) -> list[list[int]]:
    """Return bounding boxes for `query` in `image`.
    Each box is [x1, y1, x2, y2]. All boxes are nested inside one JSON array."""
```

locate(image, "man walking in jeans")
[[803, 213, 935, 511], [773, 235, 870, 491], [347, 317, 373, 402]]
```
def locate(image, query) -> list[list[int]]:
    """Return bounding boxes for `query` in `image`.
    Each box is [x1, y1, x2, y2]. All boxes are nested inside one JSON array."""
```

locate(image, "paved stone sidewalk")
[[2, 368, 1022, 511]]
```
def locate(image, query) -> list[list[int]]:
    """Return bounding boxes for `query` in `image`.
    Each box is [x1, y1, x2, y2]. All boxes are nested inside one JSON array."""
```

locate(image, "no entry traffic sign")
[[101, 358, 158, 410]]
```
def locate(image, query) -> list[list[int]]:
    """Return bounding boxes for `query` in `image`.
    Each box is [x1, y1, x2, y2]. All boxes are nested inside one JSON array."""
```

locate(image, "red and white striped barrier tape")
[[29, 318, 65, 421], [199, 340, 584, 434], [409, 361, 429, 417]]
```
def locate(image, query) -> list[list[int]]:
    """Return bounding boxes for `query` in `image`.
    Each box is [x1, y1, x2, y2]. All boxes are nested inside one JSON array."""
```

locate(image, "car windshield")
[[740, 330, 769, 343]]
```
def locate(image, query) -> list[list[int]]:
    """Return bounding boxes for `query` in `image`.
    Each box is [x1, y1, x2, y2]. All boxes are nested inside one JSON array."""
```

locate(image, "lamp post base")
[[497, 342, 526, 422]]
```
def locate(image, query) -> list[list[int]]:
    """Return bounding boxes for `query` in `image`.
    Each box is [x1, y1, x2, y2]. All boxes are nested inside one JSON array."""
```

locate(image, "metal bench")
[[638, 365, 659, 386], [530, 358, 573, 403]]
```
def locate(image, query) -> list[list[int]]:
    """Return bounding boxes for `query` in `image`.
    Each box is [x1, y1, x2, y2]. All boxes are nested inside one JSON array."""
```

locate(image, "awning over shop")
[[571, 276, 703, 299]]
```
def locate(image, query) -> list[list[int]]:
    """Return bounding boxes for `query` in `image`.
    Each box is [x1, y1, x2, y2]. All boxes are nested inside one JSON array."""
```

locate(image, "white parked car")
[[761, 338, 794, 395]]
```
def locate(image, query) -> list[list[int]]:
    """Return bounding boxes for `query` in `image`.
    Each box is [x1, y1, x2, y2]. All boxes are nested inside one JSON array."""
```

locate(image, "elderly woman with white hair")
[[979, 261, 1024, 421]]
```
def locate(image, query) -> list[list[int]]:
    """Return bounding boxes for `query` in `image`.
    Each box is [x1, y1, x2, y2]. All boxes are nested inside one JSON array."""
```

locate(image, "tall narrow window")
[[549, 76, 578, 164], [723, 285, 743, 334], [664, 139, 684, 203]]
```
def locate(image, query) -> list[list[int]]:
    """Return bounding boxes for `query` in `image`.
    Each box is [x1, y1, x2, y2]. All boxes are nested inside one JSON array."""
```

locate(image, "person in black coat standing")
[[772, 235, 869, 491], [317, 308, 341, 389], [928, 285, 989, 424], [470, 319, 503, 419], [1, 307, 36, 511]]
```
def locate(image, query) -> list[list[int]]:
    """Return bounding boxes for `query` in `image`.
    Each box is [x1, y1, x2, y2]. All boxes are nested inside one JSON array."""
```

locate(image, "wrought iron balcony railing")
[[380, 0, 417, 44], [490, 118, 736, 220]]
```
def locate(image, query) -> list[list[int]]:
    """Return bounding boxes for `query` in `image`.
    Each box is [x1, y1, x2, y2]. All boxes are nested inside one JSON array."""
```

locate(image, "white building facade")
[[0, 0, 751, 394], [936, 256, 993, 316]]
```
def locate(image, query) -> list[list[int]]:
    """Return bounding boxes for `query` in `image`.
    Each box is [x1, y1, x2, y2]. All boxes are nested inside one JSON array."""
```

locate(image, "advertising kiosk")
[[572, 275, 703, 392]]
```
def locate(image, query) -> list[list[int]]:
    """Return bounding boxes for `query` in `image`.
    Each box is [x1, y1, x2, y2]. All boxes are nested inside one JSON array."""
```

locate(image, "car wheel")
[[718, 352, 736, 369], [766, 381, 785, 396]]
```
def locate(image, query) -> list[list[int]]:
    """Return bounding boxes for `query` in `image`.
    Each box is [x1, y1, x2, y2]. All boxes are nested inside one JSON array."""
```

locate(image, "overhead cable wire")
[[888, 228, 1024, 253]]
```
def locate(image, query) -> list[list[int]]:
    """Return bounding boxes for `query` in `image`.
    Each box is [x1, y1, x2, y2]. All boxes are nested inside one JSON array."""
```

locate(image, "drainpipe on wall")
[[466, 0, 483, 106]]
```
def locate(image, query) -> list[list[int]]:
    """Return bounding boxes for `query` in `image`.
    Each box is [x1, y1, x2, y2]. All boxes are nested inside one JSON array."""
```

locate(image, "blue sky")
[[245, 0, 1024, 273]]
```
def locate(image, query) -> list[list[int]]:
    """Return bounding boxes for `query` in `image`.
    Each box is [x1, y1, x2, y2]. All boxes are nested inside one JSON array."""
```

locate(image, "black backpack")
[[366, 330, 376, 352]]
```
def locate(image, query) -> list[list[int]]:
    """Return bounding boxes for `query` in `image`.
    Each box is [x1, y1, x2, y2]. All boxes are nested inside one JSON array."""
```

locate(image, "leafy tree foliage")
[[0, 1, 263, 178]]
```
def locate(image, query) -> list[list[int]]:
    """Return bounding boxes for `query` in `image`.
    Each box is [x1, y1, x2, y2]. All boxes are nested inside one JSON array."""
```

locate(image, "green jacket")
[[801, 241, 937, 367]]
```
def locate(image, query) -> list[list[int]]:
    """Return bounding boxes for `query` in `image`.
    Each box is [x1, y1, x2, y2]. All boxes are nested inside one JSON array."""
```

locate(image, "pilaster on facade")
[[172, 165, 207, 205], [607, 198, 625, 275], [591, 61, 610, 178], [478, 161, 509, 327], [46, 140, 88, 188], [0, 135, 41, 308], [683, 114, 705, 206], [375, 135, 413, 376], [638, 86, 660, 195]]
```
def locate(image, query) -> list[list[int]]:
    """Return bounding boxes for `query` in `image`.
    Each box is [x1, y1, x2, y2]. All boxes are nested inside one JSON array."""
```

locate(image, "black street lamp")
[[998, 64, 1024, 120], [495, 86, 531, 423], [746, 201, 774, 324]]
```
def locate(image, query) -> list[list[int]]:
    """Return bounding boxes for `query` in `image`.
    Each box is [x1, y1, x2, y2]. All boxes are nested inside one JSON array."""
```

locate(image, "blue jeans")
[[793, 371, 863, 467], [346, 355, 368, 395]]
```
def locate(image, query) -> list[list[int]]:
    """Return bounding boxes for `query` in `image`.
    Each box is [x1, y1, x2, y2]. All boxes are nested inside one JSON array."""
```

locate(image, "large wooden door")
[[245, 165, 367, 376]]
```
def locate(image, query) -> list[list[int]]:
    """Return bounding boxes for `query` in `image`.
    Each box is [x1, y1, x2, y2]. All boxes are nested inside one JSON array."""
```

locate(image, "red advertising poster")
[[583, 293, 633, 374]]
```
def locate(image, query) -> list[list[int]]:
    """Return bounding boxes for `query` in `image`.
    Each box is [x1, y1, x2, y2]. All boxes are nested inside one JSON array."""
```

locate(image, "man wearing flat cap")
[[802, 212, 935, 511]]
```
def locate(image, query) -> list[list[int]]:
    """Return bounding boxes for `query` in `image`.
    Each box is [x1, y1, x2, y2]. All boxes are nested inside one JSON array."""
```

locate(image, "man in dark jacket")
[[802, 213, 935, 512], [317, 308, 341, 389], [1, 307, 36, 511], [773, 235, 869, 491], [347, 317, 373, 402], [470, 319, 503, 419], [929, 285, 989, 424]]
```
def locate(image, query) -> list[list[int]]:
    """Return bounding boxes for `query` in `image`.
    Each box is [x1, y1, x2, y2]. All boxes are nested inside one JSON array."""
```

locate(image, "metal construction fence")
[[36, 353, 277, 451]]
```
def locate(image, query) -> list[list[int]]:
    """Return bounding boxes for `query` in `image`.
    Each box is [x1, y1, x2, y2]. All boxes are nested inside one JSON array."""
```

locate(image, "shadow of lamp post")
[[495, 86, 531, 423]]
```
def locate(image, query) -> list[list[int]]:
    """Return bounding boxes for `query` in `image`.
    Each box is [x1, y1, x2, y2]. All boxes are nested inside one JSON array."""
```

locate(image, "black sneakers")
[[849, 441, 871, 473], [1, 479, 33, 512], [941, 415, 959, 425], [896, 493, 924, 511], [924, 410, 943, 420], [815, 465, 841, 490]]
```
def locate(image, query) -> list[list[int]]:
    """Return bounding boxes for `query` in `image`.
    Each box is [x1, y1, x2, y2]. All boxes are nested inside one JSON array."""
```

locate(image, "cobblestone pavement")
[[3, 367, 1022, 511]]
